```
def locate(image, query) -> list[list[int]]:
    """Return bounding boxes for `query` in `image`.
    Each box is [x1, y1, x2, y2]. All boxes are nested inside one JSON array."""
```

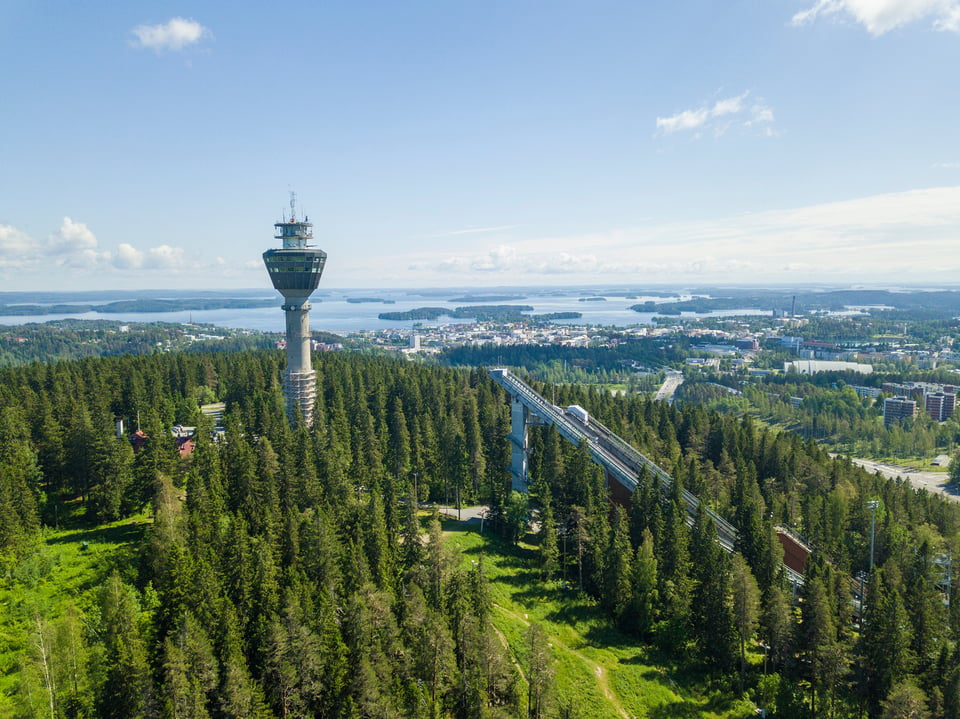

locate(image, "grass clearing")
[[442, 515, 755, 719], [0, 511, 149, 712]]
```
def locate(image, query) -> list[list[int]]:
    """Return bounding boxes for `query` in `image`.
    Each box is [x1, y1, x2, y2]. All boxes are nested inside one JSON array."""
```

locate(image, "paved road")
[[436, 505, 488, 522], [654, 371, 684, 403], [847, 457, 960, 503]]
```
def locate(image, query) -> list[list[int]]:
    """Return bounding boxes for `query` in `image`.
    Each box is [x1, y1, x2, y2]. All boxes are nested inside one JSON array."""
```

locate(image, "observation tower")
[[263, 193, 327, 426]]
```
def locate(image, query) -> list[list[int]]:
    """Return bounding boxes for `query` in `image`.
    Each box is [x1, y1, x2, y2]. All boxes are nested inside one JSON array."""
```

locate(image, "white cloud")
[[0, 224, 33, 266], [0, 218, 112, 271], [46, 218, 111, 269], [131, 17, 210, 51], [429, 245, 602, 277], [112, 243, 185, 270], [63, 248, 111, 269], [145, 245, 185, 269], [444, 225, 518, 236], [471, 244, 518, 271], [0, 217, 206, 287], [749, 104, 775, 125], [403, 186, 960, 285], [656, 107, 711, 134], [114, 243, 143, 269], [792, 0, 960, 35], [536, 252, 600, 274], [48, 217, 97, 252], [935, 5, 960, 28], [711, 94, 747, 117], [656, 92, 773, 137]]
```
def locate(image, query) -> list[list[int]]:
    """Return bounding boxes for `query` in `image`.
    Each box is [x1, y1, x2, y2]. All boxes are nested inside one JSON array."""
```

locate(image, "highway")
[[654, 370, 684, 403]]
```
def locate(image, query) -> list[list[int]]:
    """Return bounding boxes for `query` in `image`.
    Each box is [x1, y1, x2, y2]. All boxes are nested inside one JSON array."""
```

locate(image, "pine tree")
[[98, 573, 155, 718], [363, 492, 393, 590], [943, 660, 960, 719], [386, 395, 411, 485], [539, 426, 565, 506], [462, 393, 486, 499], [564, 439, 595, 512], [399, 487, 425, 573], [760, 585, 793, 672], [689, 506, 736, 670], [905, 540, 947, 679], [730, 553, 760, 694], [605, 505, 633, 623], [526, 623, 554, 719], [88, 436, 136, 521], [162, 612, 218, 719], [755, 520, 784, 597], [881, 681, 931, 719], [539, 489, 560, 582], [53, 604, 92, 717], [734, 469, 765, 572], [264, 590, 330, 719], [402, 582, 455, 715], [567, 505, 588, 592], [584, 502, 610, 599], [215, 606, 271, 719], [505, 490, 529, 545], [797, 577, 843, 717], [0, 417, 41, 552], [628, 528, 659, 639], [628, 466, 650, 549], [861, 568, 915, 714], [658, 482, 691, 633]]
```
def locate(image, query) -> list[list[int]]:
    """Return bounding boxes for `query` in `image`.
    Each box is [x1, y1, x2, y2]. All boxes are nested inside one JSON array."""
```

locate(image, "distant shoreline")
[[0, 298, 277, 316]]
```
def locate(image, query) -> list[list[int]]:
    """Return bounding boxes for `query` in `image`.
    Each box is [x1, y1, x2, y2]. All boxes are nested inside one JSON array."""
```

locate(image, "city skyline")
[[2, 1, 959, 291]]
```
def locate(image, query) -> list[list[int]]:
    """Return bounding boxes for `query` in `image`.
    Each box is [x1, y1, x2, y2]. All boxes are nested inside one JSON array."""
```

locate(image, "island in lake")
[[379, 305, 580, 323], [378, 307, 449, 321]]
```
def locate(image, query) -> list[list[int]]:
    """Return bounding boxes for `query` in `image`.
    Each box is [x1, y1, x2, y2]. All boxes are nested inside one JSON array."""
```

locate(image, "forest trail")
[[491, 623, 527, 683], [493, 603, 632, 719]]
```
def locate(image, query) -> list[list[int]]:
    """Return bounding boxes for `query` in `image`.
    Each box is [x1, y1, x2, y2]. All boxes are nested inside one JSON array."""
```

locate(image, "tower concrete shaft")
[[281, 298, 317, 426], [263, 194, 327, 427]]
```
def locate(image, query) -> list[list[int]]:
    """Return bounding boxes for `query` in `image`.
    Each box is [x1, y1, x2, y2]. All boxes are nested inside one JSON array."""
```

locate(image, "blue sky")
[[2, 0, 960, 291]]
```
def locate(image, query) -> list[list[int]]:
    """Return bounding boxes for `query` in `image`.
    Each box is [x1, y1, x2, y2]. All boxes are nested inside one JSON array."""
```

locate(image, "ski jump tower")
[[263, 194, 327, 426]]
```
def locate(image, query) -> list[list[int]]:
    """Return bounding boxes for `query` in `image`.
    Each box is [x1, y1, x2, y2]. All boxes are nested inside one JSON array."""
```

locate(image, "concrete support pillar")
[[508, 397, 529, 493]]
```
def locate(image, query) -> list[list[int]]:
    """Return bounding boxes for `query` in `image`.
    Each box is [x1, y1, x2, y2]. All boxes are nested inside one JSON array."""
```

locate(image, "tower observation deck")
[[263, 194, 327, 426]]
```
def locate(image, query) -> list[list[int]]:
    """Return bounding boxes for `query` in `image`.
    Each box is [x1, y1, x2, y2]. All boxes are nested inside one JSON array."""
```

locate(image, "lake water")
[[0, 290, 772, 334]]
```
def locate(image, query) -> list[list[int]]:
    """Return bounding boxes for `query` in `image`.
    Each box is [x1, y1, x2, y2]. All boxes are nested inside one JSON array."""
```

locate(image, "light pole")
[[867, 500, 880, 570], [857, 570, 867, 626]]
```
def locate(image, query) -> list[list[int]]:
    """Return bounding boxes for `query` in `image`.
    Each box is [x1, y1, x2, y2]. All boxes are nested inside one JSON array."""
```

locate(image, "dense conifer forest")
[[1, 349, 959, 717]]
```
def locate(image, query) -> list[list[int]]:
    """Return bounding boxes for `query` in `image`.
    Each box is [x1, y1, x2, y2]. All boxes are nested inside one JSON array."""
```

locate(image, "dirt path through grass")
[[493, 603, 632, 719], [491, 623, 527, 683]]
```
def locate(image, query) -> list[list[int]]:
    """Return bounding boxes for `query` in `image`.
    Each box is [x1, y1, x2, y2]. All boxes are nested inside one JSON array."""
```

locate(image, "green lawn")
[[0, 512, 149, 713], [442, 516, 756, 719]]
